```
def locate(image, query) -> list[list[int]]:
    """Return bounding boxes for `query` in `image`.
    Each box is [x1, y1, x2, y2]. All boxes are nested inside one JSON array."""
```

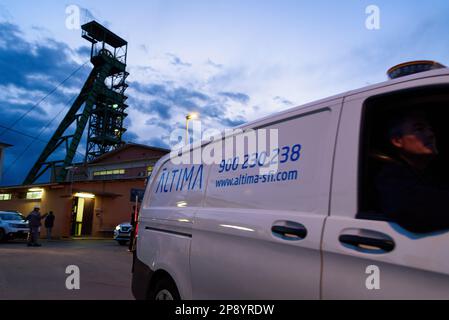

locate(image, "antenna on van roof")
[[387, 60, 446, 80]]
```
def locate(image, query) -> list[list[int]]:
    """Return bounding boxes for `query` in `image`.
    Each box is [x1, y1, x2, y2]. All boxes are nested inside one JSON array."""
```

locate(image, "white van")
[[132, 61, 449, 300]]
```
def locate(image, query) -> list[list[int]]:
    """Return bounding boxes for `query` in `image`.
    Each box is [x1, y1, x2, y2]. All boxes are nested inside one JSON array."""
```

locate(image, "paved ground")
[[0, 239, 134, 300]]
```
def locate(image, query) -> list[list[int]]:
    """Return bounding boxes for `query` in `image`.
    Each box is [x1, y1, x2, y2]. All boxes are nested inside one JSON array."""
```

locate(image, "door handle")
[[339, 234, 395, 253], [272, 225, 307, 241]]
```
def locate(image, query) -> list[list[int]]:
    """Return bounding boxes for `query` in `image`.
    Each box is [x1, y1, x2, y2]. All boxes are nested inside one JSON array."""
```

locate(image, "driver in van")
[[376, 111, 449, 233]]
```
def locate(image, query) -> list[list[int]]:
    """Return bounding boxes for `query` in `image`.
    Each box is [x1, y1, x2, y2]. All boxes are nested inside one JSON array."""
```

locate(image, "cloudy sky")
[[0, 0, 448, 185]]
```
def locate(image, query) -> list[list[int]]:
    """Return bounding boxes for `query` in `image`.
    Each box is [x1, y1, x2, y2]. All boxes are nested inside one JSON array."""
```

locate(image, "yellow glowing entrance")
[[71, 193, 95, 237], [74, 198, 85, 236]]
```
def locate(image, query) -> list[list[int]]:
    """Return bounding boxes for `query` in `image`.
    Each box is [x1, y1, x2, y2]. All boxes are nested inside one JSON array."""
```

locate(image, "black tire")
[[0, 229, 6, 242], [151, 277, 181, 300], [118, 240, 128, 246]]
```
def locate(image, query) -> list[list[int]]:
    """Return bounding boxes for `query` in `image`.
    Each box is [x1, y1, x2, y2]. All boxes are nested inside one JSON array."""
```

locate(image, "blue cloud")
[[122, 130, 139, 143], [0, 22, 90, 185], [219, 91, 250, 104], [167, 53, 191, 67], [131, 82, 212, 118], [143, 100, 172, 120], [143, 137, 170, 150], [222, 117, 247, 128], [207, 59, 223, 69], [200, 102, 225, 118], [131, 82, 167, 97], [274, 96, 294, 106], [145, 118, 172, 131]]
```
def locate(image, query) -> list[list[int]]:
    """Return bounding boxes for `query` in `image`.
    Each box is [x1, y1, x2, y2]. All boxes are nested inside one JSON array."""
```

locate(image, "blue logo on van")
[[155, 165, 204, 193]]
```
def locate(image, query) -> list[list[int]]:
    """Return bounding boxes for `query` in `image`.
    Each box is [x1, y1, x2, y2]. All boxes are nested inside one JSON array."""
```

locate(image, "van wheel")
[[0, 229, 5, 242], [152, 277, 181, 300]]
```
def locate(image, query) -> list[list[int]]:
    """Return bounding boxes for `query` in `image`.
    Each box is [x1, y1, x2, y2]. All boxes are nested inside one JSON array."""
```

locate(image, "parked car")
[[114, 222, 132, 246], [0, 211, 29, 242]]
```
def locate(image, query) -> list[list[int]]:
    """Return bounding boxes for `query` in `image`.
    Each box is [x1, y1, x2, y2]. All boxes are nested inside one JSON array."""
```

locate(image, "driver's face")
[[392, 117, 438, 156]]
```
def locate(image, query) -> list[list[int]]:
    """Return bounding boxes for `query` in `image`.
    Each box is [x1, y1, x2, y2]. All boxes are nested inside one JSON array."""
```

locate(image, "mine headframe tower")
[[23, 21, 129, 185]]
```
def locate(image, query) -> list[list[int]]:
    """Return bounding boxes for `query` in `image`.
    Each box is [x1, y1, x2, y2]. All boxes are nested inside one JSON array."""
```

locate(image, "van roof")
[[161, 67, 449, 164]]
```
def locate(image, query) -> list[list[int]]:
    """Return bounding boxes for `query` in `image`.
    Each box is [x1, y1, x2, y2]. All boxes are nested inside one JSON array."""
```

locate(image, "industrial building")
[[0, 143, 169, 238], [0, 22, 174, 239]]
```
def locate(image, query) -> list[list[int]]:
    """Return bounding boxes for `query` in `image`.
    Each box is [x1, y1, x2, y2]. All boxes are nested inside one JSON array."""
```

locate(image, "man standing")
[[25, 206, 47, 247], [44, 211, 55, 240]]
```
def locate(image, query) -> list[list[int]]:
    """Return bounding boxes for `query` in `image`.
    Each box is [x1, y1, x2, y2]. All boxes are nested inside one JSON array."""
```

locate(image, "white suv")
[[0, 211, 29, 242]]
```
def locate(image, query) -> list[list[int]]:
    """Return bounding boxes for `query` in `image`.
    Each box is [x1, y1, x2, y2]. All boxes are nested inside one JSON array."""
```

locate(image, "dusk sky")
[[0, 0, 448, 185]]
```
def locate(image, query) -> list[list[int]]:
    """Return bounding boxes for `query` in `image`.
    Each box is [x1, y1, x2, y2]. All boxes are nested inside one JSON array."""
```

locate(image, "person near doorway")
[[25, 206, 48, 247], [44, 211, 55, 240]]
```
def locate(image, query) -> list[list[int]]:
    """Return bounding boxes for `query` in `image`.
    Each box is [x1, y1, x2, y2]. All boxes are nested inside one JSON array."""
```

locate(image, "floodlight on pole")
[[185, 113, 199, 145]]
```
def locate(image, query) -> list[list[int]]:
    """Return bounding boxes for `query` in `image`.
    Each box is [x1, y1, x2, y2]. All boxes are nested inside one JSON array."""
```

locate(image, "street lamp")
[[185, 113, 199, 145]]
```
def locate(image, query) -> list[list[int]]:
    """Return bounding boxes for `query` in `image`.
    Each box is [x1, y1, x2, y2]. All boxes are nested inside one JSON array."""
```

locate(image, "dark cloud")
[[130, 82, 212, 119], [200, 102, 225, 119], [222, 117, 247, 128], [145, 118, 173, 131], [274, 96, 294, 106], [207, 59, 223, 69], [142, 137, 170, 150], [141, 100, 172, 120], [172, 87, 209, 103], [131, 82, 168, 97], [130, 78, 251, 135], [0, 124, 62, 185], [167, 53, 191, 67], [76, 46, 91, 59], [219, 91, 250, 104], [0, 22, 91, 185], [0, 22, 90, 94], [122, 130, 139, 143]]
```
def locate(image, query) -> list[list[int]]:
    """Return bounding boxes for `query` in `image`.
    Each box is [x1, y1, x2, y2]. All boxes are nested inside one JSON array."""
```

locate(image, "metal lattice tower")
[[23, 21, 128, 185]]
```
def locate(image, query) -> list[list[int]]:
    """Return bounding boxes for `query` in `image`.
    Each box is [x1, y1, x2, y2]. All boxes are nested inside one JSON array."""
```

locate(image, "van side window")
[[357, 85, 449, 233]]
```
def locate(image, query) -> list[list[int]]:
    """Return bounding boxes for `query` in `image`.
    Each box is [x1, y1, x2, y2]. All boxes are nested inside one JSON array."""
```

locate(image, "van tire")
[[151, 277, 181, 300]]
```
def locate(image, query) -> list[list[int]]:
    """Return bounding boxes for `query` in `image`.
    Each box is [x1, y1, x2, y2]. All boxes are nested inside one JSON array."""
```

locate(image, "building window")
[[26, 190, 43, 200], [93, 169, 125, 177], [0, 194, 12, 201], [147, 166, 154, 176]]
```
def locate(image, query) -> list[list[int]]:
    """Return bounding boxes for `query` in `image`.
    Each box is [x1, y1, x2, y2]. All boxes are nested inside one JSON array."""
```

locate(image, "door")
[[190, 100, 343, 299], [71, 197, 94, 236], [323, 81, 449, 299], [138, 160, 205, 299]]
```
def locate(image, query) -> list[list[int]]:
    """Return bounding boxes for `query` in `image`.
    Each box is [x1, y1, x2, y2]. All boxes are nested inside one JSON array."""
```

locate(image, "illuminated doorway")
[[71, 194, 95, 236]]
